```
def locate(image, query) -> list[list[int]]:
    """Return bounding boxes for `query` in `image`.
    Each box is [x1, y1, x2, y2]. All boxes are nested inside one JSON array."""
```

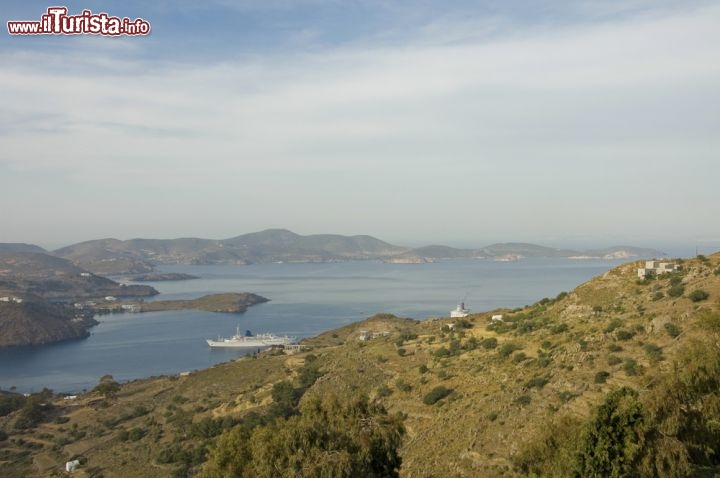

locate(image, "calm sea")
[[0, 259, 625, 394]]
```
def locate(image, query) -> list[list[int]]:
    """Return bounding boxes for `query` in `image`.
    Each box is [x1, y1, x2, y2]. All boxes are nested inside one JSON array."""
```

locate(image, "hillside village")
[[0, 253, 719, 477]]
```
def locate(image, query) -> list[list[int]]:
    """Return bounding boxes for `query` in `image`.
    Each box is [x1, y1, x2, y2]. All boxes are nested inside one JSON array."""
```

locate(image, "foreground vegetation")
[[1, 253, 719, 477]]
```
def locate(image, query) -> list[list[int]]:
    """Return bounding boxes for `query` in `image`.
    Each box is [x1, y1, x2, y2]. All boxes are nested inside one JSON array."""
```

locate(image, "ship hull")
[[206, 339, 268, 348]]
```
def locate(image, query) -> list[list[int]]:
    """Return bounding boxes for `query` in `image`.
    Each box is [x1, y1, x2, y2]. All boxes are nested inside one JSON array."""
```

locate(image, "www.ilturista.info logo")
[[7, 7, 150, 36]]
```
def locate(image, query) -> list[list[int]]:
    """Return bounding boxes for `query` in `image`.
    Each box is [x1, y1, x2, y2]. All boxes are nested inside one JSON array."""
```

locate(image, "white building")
[[638, 261, 681, 278], [450, 302, 469, 318], [491, 314, 504, 322], [65, 459, 80, 472], [0, 296, 23, 303]]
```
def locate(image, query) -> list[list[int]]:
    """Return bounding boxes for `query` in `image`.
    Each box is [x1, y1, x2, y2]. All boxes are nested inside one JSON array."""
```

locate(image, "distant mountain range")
[[50, 229, 407, 274], [389, 243, 665, 263], [0, 229, 663, 274]]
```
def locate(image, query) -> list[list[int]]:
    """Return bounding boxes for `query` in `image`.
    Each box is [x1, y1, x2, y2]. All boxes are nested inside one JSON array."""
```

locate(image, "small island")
[[128, 273, 200, 282], [136, 293, 268, 314]]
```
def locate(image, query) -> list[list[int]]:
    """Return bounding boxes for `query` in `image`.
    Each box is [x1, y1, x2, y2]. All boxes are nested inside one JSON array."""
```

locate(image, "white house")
[[491, 314, 504, 322], [65, 459, 80, 472], [0, 296, 23, 304], [104, 296, 117, 301], [638, 261, 681, 278]]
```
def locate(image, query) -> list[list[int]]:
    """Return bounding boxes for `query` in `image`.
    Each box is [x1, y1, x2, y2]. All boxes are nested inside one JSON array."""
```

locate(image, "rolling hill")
[[48, 229, 665, 274], [53, 229, 409, 273]]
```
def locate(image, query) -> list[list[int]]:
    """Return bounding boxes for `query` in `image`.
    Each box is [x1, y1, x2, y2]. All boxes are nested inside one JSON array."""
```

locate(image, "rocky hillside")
[[2, 253, 716, 477], [0, 252, 157, 299], [0, 299, 97, 347], [0, 252, 157, 347]]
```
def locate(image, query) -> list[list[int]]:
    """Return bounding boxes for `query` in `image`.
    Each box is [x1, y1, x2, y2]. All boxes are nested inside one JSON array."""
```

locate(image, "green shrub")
[[512, 352, 528, 363], [575, 387, 645, 477], [551, 323, 569, 334], [604, 319, 623, 333], [623, 358, 639, 376], [0, 393, 26, 417], [668, 284, 685, 298], [396, 348, 406, 357], [608, 343, 623, 352], [526, 376, 549, 389], [607, 355, 622, 366], [594, 371, 610, 384], [616, 330, 635, 341], [537, 355, 552, 368], [376, 385, 392, 398], [487, 411, 499, 422], [499, 342, 521, 358], [480, 337, 498, 349], [423, 386, 453, 405], [514, 395, 531, 406], [127, 427, 146, 441], [464, 336, 478, 350], [93, 375, 120, 398], [643, 343, 663, 362], [664, 322, 681, 338], [688, 289, 709, 302], [652, 291, 664, 301], [669, 274, 683, 286], [395, 380, 411, 393], [557, 391, 577, 403], [297, 358, 323, 388], [418, 364, 428, 374], [399, 329, 418, 341], [202, 394, 404, 478]]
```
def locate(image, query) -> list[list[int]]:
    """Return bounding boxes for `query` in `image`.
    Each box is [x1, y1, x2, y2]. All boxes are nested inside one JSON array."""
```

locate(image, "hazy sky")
[[1, 1, 719, 251]]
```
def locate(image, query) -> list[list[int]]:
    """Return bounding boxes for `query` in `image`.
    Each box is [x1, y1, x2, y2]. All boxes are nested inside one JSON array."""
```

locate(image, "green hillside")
[[2, 253, 719, 477]]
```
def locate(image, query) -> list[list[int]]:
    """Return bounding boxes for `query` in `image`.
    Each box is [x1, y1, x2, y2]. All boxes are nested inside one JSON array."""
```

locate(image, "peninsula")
[[134, 293, 268, 314]]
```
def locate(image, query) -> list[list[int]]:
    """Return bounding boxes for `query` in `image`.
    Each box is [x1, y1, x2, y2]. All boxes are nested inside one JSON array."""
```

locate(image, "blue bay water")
[[0, 259, 624, 394]]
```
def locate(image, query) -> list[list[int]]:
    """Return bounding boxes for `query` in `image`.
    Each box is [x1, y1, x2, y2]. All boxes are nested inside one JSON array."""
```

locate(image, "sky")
[[1, 0, 719, 252]]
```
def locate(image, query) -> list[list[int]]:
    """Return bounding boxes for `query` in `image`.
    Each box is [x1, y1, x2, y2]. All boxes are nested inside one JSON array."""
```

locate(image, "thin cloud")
[[0, 2, 718, 244]]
